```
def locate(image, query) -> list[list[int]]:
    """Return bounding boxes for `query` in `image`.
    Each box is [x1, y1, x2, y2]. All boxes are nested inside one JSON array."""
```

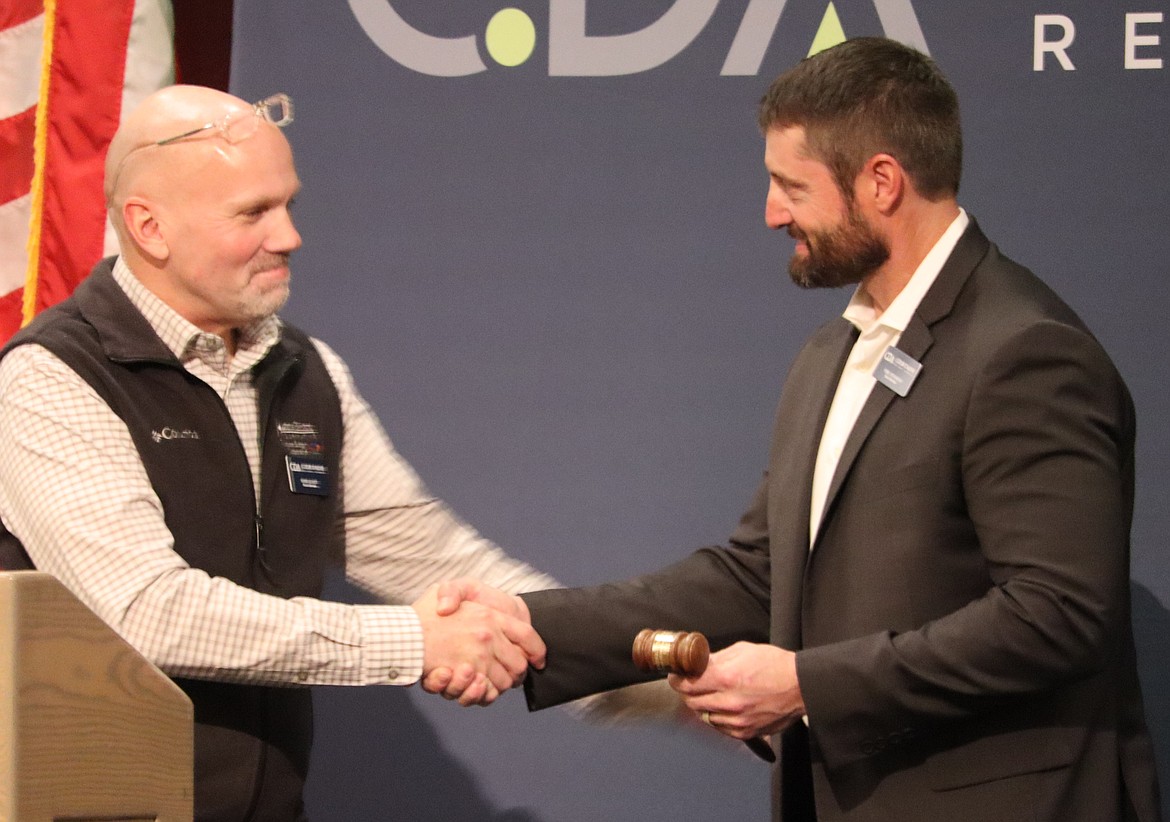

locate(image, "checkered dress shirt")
[[0, 258, 555, 687]]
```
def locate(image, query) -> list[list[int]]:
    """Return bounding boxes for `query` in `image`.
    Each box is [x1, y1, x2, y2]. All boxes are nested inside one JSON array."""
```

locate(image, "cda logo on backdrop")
[[348, 0, 929, 77]]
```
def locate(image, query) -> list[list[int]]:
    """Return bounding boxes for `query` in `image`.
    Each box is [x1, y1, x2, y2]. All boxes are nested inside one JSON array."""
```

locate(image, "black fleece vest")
[[0, 258, 343, 822]]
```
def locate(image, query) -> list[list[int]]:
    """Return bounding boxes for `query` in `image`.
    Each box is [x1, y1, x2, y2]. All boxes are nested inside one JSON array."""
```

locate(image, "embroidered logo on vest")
[[151, 427, 202, 443]]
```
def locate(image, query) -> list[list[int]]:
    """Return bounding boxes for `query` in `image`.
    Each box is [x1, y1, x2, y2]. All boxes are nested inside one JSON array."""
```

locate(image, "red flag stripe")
[[29, 0, 135, 313], [0, 287, 22, 341], [0, 105, 36, 203], [0, 0, 43, 30]]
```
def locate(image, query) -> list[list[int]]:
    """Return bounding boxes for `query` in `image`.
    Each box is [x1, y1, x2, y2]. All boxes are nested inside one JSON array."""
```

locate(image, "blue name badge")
[[286, 454, 330, 496], [873, 345, 923, 398]]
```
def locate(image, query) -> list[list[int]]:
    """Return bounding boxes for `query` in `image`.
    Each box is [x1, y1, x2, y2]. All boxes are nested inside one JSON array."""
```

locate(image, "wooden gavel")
[[632, 629, 776, 763], [632, 629, 710, 676]]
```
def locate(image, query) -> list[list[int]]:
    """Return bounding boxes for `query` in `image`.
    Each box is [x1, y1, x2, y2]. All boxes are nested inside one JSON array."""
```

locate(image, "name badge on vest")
[[873, 345, 922, 398], [278, 422, 330, 496]]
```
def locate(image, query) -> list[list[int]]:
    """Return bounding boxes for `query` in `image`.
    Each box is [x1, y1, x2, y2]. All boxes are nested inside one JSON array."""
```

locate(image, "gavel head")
[[631, 629, 710, 676]]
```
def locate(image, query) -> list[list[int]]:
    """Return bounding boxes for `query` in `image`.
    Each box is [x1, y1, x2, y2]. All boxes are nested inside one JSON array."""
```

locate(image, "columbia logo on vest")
[[151, 428, 201, 443]]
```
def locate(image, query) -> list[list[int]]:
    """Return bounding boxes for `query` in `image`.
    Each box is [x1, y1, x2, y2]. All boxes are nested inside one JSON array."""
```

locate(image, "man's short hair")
[[758, 37, 962, 200]]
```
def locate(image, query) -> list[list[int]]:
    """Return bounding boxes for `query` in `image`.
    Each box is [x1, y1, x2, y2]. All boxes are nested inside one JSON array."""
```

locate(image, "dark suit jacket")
[[522, 221, 1162, 822]]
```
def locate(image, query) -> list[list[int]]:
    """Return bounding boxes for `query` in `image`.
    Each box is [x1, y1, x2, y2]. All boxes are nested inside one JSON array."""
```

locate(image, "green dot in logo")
[[485, 8, 536, 67]]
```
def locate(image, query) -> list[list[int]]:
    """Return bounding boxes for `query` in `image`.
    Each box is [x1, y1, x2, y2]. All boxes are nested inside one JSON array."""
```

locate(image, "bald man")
[[0, 86, 554, 821]]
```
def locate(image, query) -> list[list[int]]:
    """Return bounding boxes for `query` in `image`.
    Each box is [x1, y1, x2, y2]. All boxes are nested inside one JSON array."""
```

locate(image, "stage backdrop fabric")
[[231, 2, 1170, 819]]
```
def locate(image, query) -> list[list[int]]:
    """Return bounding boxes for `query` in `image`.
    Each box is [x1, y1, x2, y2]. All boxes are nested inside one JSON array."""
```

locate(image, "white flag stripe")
[[0, 193, 32, 295], [0, 13, 44, 120], [123, 0, 175, 113]]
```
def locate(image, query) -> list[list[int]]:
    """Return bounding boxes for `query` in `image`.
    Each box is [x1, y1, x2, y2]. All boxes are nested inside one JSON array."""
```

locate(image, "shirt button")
[[387, 669, 400, 681]]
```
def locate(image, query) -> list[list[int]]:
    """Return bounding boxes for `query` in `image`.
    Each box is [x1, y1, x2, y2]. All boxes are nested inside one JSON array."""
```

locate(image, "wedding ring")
[[700, 710, 712, 726]]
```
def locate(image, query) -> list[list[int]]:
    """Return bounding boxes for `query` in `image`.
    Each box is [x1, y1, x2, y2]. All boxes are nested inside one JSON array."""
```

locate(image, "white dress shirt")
[[810, 209, 969, 545]]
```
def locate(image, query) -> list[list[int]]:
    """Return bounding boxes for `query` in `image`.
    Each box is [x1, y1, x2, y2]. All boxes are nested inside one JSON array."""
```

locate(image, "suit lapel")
[[814, 220, 992, 547], [818, 313, 934, 530], [768, 318, 857, 647]]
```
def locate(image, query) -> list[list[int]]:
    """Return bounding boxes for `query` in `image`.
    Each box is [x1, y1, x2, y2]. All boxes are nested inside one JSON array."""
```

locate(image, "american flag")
[[0, 0, 173, 342]]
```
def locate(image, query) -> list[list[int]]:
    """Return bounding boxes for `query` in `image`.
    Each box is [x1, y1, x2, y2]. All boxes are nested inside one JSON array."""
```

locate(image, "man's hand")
[[433, 577, 531, 623], [668, 642, 805, 739], [411, 581, 545, 707]]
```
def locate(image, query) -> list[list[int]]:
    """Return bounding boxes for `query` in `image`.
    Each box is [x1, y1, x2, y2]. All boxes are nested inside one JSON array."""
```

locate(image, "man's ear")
[[858, 153, 905, 215], [122, 198, 170, 263]]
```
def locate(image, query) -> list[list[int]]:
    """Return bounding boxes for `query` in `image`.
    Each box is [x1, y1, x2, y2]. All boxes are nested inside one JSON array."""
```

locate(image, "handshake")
[[411, 578, 543, 706], [412, 579, 805, 752]]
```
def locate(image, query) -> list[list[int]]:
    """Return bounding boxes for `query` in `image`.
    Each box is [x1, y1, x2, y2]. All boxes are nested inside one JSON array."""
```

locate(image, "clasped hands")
[[412, 578, 543, 706]]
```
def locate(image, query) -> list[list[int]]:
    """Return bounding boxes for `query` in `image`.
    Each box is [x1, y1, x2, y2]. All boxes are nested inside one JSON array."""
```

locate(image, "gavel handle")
[[743, 736, 775, 763]]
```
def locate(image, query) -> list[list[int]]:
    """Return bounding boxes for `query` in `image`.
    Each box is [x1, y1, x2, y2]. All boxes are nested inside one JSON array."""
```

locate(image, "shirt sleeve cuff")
[[359, 605, 425, 685]]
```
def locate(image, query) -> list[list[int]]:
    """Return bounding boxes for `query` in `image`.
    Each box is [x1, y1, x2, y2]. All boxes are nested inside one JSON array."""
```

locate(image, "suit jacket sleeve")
[[522, 477, 774, 710]]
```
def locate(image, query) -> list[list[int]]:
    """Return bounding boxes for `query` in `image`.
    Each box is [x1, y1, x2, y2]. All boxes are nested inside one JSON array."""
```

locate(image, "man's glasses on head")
[[154, 93, 294, 147], [106, 93, 294, 200]]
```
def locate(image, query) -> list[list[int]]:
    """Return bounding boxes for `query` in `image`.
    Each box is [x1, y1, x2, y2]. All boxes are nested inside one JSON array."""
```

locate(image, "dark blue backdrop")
[[232, 2, 1170, 818]]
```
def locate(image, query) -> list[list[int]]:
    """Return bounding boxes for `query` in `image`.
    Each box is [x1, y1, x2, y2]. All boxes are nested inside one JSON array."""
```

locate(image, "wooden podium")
[[0, 571, 193, 821]]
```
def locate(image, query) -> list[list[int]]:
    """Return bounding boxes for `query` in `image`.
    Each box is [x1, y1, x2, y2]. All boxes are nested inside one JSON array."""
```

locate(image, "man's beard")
[[240, 280, 290, 322], [237, 254, 292, 322], [787, 205, 889, 290]]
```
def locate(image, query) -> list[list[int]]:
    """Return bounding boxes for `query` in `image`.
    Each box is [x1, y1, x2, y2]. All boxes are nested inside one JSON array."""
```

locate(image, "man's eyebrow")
[[771, 170, 806, 190], [234, 195, 281, 212], [233, 183, 301, 213]]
